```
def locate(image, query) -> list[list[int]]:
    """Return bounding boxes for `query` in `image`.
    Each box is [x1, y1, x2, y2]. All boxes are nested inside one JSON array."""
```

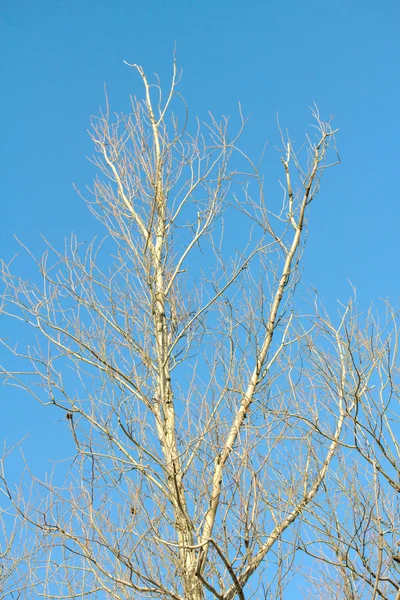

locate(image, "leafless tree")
[[2, 61, 396, 599]]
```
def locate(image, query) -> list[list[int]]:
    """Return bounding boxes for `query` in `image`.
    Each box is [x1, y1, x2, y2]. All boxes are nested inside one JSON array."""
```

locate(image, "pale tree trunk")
[[135, 63, 204, 599], [152, 195, 203, 599]]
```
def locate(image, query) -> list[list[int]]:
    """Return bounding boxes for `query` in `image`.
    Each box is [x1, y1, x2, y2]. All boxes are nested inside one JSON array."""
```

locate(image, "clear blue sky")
[[1, 0, 399, 304], [1, 0, 399, 592]]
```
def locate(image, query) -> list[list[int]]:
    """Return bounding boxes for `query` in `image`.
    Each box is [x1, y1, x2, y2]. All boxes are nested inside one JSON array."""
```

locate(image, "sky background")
[[1, 0, 399, 595]]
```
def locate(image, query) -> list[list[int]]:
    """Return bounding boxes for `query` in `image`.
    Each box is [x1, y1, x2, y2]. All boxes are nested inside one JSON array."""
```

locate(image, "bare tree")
[[4, 61, 395, 600]]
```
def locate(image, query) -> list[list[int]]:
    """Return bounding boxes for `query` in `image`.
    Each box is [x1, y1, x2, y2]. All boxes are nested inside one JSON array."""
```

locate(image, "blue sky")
[[1, 0, 399, 594], [1, 0, 399, 305]]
